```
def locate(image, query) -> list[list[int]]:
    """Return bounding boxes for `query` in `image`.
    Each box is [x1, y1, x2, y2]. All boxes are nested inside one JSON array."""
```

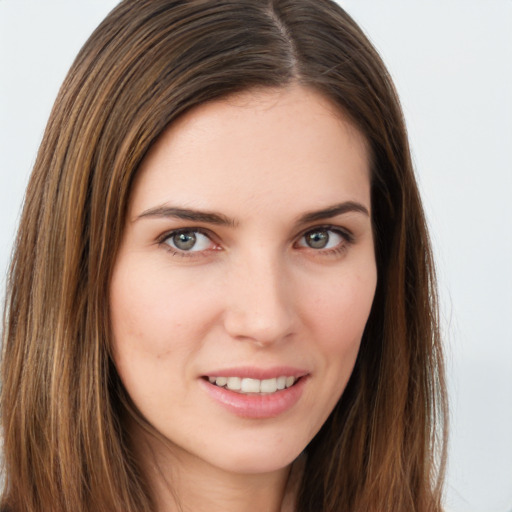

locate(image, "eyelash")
[[157, 225, 354, 258], [158, 228, 218, 257], [295, 225, 354, 256]]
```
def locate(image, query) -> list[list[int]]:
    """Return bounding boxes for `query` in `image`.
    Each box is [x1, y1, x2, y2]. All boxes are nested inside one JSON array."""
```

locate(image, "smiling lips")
[[201, 370, 308, 418], [207, 375, 297, 394]]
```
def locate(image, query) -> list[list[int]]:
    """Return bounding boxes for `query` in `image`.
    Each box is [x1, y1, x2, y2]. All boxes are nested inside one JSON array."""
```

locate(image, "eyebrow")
[[135, 201, 369, 226], [297, 201, 370, 224], [136, 206, 237, 227]]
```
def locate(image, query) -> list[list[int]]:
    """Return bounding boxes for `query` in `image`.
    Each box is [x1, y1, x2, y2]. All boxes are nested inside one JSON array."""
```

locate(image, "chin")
[[199, 433, 307, 475]]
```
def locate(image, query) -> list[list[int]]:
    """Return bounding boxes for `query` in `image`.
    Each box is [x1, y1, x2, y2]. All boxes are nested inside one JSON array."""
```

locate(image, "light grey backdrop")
[[1, 1, 511, 511]]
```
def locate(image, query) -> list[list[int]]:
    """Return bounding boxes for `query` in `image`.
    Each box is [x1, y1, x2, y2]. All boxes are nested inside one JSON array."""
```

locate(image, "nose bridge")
[[223, 247, 294, 345]]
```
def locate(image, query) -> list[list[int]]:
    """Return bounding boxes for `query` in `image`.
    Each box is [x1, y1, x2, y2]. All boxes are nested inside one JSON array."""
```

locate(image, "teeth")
[[216, 376, 228, 387], [226, 377, 241, 391], [208, 375, 297, 394], [260, 378, 278, 393], [241, 378, 260, 393]]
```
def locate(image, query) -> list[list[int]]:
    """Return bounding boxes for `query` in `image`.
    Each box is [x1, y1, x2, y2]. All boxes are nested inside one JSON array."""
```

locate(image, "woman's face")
[[110, 85, 377, 475]]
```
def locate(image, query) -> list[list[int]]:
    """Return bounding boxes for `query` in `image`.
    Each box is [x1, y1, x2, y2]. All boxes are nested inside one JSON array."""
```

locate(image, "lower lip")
[[200, 377, 307, 419]]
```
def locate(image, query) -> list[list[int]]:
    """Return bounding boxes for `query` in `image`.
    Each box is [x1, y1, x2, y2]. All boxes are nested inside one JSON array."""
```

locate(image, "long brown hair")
[[1, 1, 447, 511]]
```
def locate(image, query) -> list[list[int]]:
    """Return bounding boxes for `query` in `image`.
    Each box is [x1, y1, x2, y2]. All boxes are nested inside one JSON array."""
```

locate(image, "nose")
[[222, 252, 296, 347]]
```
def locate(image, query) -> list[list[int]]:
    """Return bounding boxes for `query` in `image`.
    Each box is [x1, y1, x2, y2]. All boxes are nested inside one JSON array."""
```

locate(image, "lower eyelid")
[[158, 226, 354, 257], [159, 229, 216, 253]]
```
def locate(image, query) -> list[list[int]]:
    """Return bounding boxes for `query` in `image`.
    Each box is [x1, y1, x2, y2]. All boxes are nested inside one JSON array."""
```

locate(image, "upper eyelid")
[[295, 224, 354, 243], [158, 226, 216, 244], [156, 224, 354, 252], [158, 228, 218, 258]]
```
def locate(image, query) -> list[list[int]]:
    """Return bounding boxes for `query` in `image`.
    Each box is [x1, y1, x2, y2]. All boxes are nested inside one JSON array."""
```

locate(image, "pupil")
[[173, 232, 196, 250], [307, 230, 329, 249]]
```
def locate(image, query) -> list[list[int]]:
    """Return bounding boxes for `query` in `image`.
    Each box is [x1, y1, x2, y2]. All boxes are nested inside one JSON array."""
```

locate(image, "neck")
[[130, 423, 297, 512]]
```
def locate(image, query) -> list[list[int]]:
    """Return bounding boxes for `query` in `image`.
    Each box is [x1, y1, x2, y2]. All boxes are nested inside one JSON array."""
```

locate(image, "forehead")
[[130, 85, 371, 220]]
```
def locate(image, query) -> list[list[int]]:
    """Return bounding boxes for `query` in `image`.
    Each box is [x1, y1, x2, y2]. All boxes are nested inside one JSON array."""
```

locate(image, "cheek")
[[108, 258, 220, 416], [110, 272, 169, 357], [294, 267, 376, 440], [108, 259, 233, 417], [109, 259, 219, 358], [306, 266, 376, 352]]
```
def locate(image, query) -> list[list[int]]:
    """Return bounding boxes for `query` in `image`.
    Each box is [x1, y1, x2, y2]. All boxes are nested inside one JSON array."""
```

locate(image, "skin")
[[110, 85, 377, 512]]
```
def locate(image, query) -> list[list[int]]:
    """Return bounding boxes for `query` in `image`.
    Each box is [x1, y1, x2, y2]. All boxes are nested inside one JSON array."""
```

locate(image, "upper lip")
[[202, 366, 309, 380]]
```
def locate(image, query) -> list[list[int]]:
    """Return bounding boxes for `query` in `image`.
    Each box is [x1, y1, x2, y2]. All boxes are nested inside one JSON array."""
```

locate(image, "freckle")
[[157, 350, 172, 359]]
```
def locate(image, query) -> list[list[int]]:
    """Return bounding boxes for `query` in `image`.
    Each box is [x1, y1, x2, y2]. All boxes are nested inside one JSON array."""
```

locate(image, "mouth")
[[200, 370, 308, 418], [204, 375, 300, 395]]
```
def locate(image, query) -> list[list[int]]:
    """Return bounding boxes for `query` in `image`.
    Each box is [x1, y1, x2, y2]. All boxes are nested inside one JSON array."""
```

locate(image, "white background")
[[1, 1, 511, 511]]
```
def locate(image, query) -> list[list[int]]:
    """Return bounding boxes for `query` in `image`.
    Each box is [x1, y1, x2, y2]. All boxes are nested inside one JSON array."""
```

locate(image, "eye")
[[163, 229, 215, 253], [297, 228, 347, 250]]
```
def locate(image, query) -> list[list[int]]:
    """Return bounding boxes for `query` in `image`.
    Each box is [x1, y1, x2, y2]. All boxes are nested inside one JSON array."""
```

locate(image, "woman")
[[0, 1, 447, 511]]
